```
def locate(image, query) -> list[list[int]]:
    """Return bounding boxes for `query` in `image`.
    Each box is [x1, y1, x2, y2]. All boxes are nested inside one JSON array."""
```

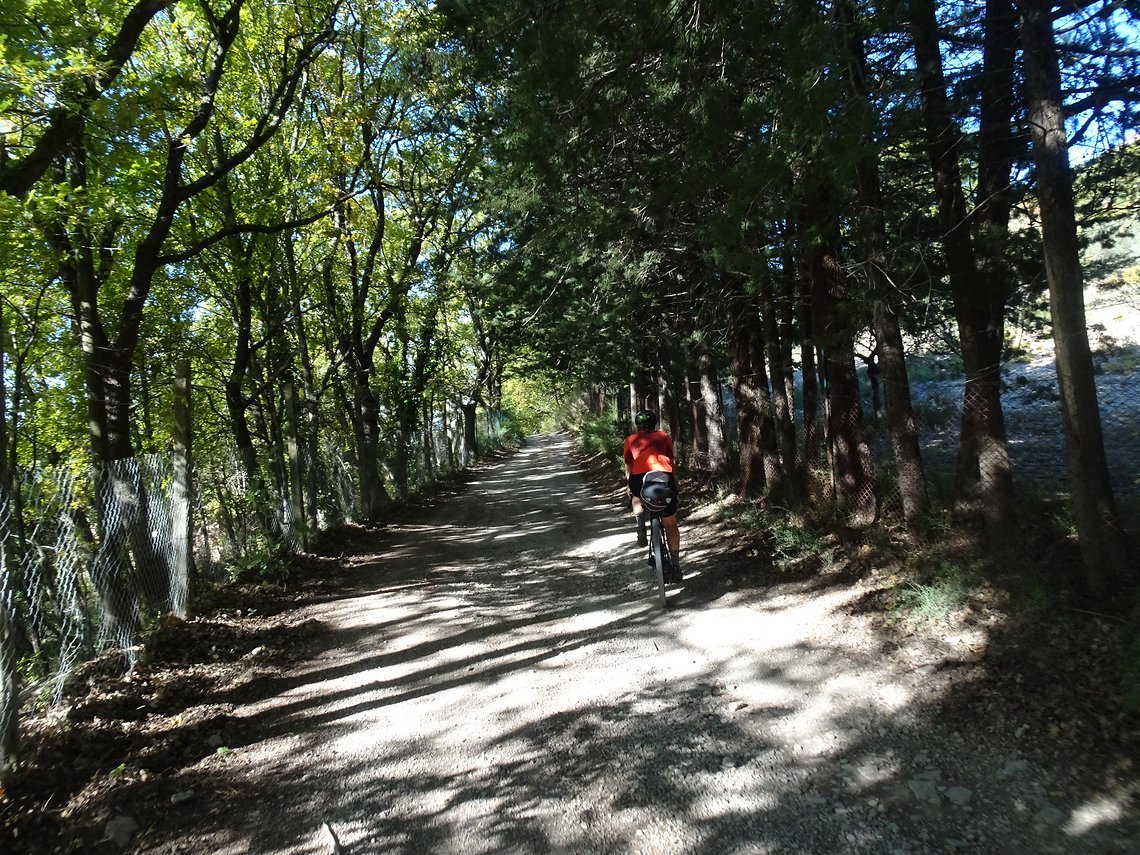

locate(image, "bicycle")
[[639, 471, 678, 608]]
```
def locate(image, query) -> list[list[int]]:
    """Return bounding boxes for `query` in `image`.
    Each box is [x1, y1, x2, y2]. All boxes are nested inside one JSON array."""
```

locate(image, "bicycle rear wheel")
[[649, 515, 666, 608]]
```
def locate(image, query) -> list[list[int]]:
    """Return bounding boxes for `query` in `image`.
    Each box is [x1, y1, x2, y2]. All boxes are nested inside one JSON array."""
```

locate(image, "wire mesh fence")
[[901, 356, 1140, 509], [0, 416, 477, 767], [0, 457, 182, 708], [861, 351, 1140, 533]]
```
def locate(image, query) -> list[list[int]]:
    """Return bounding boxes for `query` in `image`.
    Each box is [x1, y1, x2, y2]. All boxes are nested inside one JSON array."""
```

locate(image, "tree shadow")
[[112, 435, 1140, 853]]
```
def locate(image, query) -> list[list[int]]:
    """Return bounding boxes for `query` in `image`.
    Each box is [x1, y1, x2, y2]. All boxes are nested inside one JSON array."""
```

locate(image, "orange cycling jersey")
[[624, 430, 675, 475]]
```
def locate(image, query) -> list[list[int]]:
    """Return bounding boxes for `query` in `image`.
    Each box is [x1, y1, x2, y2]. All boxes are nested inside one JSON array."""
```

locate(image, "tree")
[[839, 0, 929, 524], [1018, 0, 1135, 598], [0, 0, 182, 198], [908, 0, 1016, 532]]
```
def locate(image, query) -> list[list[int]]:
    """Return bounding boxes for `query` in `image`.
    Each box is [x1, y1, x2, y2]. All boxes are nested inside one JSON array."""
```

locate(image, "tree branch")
[[156, 192, 358, 265], [0, 0, 181, 198]]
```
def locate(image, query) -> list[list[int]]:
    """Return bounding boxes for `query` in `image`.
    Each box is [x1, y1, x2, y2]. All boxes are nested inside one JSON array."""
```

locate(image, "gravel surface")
[[141, 434, 1138, 854]]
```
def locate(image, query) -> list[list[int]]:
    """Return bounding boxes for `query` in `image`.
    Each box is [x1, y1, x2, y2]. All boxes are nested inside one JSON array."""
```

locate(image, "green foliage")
[[477, 408, 524, 450], [896, 575, 972, 624], [16, 654, 42, 685], [1100, 347, 1140, 374], [913, 399, 960, 433], [500, 370, 572, 435], [717, 502, 831, 567], [226, 552, 292, 588], [904, 354, 964, 382], [574, 415, 625, 470], [892, 555, 979, 624]]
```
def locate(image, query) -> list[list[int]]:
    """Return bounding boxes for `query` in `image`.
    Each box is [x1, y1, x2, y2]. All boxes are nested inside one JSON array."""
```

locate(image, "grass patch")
[[896, 571, 972, 624], [911, 392, 960, 430], [1095, 341, 1140, 373], [718, 502, 833, 568]]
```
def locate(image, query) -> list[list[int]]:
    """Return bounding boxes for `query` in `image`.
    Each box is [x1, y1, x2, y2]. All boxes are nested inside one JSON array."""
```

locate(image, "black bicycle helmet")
[[634, 409, 658, 429]]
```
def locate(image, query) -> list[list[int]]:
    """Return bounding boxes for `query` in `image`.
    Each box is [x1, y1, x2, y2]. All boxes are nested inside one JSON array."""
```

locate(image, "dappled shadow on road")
[[132, 435, 1138, 855]]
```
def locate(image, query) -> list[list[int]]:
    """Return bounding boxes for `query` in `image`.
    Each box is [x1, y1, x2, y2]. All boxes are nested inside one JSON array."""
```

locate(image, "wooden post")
[[284, 383, 308, 550], [462, 400, 478, 464], [171, 359, 194, 617]]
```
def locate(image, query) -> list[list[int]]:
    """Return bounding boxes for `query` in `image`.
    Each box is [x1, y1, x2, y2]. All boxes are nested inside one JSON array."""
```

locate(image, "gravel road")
[[145, 434, 1138, 854]]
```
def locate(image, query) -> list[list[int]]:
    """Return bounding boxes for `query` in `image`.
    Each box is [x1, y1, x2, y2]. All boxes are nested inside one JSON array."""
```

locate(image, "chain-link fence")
[[899, 355, 1140, 512], [0, 409, 478, 770], [0, 457, 184, 709]]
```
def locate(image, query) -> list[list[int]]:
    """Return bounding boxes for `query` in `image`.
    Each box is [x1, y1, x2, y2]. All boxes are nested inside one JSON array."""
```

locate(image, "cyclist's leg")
[[663, 473, 682, 575], [629, 474, 647, 545], [661, 513, 680, 553]]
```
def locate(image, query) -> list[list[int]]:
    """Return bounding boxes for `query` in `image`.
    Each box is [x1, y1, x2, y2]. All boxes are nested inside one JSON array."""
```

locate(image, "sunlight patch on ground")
[[1064, 794, 1126, 835], [692, 786, 780, 818], [569, 531, 635, 557], [777, 675, 877, 756], [658, 588, 913, 761], [872, 682, 912, 713], [492, 529, 534, 541]]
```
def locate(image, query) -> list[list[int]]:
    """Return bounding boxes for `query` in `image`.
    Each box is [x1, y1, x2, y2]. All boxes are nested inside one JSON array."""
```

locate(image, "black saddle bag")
[[640, 471, 676, 514]]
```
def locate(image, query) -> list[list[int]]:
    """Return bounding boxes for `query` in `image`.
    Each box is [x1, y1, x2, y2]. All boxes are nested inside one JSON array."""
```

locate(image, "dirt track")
[[140, 434, 1138, 854]]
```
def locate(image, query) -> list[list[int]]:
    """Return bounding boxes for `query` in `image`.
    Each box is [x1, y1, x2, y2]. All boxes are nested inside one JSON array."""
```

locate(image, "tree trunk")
[[0, 297, 19, 776], [392, 431, 410, 500], [462, 400, 478, 464], [285, 233, 321, 536], [697, 345, 728, 478], [800, 305, 822, 470], [911, 0, 1014, 531], [764, 266, 806, 504], [873, 300, 929, 520], [283, 382, 307, 551], [631, 367, 657, 417], [171, 359, 194, 617], [686, 357, 707, 463], [1019, 0, 1133, 599], [730, 295, 761, 495], [136, 361, 154, 451], [224, 274, 260, 481], [0, 524, 22, 784], [588, 387, 605, 417], [423, 400, 436, 483], [615, 384, 631, 434], [803, 189, 878, 525], [660, 364, 685, 453], [355, 374, 390, 519], [729, 292, 782, 498], [0, 300, 9, 498], [840, 0, 929, 524]]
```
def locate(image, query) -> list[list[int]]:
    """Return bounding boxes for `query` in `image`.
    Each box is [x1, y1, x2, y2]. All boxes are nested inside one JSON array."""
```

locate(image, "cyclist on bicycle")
[[624, 409, 682, 581]]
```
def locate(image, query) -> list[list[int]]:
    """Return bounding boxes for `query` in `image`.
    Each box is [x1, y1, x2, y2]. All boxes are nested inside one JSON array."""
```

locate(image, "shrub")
[[575, 415, 626, 469]]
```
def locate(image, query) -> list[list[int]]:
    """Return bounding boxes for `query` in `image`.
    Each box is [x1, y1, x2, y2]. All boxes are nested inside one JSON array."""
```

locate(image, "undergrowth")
[[893, 559, 977, 624], [717, 502, 833, 567], [575, 414, 626, 469]]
